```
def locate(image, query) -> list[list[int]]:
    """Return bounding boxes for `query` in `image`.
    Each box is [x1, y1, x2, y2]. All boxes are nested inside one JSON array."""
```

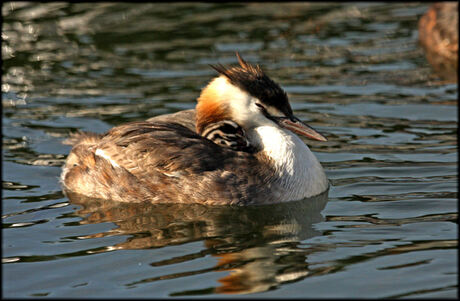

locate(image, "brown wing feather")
[[62, 109, 277, 205]]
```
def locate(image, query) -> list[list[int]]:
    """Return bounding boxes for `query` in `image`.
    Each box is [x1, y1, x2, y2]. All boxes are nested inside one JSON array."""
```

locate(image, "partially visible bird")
[[419, 2, 458, 82]]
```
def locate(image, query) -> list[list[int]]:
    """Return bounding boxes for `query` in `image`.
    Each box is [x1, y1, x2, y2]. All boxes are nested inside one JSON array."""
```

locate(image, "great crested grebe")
[[61, 53, 329, 205]]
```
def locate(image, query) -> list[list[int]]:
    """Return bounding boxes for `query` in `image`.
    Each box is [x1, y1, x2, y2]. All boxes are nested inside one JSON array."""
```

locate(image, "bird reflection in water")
[[67, 191, 329, 295]]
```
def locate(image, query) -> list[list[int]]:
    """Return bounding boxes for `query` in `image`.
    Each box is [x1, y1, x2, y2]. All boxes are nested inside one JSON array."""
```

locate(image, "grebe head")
[[196, 53, 327, 142]]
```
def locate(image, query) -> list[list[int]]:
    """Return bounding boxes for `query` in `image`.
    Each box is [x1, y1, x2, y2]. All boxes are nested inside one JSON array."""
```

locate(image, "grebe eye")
[[255, 103, 265, 110]]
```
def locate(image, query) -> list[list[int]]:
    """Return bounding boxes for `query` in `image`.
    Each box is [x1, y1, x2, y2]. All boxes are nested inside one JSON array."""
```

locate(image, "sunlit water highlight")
[[2, 2, 457, 298]]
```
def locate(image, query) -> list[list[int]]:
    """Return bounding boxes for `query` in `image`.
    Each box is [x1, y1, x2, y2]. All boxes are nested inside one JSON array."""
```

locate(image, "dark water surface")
[[2, 2, 457, 298]]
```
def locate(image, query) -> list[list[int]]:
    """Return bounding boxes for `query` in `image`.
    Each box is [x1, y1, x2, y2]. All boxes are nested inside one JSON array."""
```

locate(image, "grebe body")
[[61, 54, 329, 205]]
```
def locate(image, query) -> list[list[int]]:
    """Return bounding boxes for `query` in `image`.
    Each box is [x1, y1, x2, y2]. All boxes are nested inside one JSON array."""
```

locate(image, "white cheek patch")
[[214, 76, 251, 104], [212, 76, 285, 127], [95, 148, 120, 168], [265, 106, 284, 118]]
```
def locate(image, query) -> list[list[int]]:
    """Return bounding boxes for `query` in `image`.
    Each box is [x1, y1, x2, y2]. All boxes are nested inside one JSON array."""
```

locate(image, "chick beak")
[[276, 115, 327, 142]]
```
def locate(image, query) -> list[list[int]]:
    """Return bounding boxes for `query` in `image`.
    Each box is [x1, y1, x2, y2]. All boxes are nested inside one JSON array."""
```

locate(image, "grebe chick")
[[61, 53, 329, 205]]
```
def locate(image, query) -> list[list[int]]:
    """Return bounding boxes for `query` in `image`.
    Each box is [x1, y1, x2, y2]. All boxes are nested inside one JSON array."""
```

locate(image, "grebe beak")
[[275, 115, 327, 142]]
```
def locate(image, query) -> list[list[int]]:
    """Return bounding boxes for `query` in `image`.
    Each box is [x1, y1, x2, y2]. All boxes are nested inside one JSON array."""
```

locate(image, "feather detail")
[[196, 78, 232, 134]]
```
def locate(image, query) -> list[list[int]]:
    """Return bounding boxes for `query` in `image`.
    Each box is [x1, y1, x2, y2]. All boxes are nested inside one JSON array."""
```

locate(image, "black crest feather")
[[210, 52, 293, 117]]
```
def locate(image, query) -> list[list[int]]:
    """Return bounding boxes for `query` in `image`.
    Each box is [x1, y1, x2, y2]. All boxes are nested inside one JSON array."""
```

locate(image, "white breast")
[[250, 125, 329, 200]]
